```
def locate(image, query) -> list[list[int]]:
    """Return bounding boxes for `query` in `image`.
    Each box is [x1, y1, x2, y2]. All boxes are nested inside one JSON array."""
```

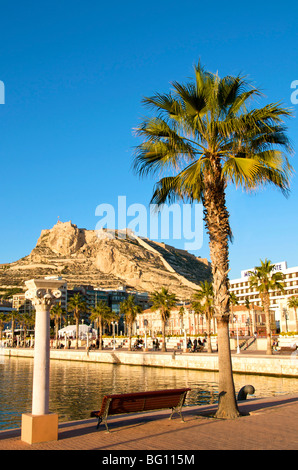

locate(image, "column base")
[[21, 413, 58, 444]]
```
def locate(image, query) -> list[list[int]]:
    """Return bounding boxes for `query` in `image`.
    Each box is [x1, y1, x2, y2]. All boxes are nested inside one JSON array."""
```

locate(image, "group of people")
[[132, 337, 144, 350], [187, 337, 205, 353]]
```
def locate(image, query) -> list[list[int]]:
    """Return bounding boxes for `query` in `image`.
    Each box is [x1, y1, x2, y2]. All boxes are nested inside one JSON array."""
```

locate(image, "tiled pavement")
[[0, 394, 297, 451]]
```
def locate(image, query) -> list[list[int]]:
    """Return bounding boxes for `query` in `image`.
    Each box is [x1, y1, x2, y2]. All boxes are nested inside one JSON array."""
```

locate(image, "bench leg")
[[96, 417, 102, 430], [169, 392, 187, 422], [96, 398, 112, 432], [169, 407, 185, 422]]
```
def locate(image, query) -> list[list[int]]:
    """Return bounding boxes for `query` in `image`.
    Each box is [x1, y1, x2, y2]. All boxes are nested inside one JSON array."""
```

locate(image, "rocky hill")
[[0, 221, 211, 299]]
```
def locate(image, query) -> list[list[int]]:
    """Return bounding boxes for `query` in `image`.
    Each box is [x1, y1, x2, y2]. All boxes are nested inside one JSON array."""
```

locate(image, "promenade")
[[2, 345, 298, 378], [0, 394, 297, 451]]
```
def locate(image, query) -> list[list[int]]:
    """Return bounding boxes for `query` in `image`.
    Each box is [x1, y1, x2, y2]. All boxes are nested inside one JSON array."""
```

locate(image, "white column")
[[32, 299, 51, 414], [24, 280, 63, 415]]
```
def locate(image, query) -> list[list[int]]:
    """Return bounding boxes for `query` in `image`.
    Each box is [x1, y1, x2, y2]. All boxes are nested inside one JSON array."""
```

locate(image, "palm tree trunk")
[[55, 319, 59, 347], [99, 320, 103, 350], [203, 168, 240, 419], [128, 323, 132, 351], [11, 318, 15, 347], [294, 308, 298, 332], [206, 316, 212, 353], [263, 293, 272, 355], [75, 315, 79, 350], [161, 318, 166, 352]]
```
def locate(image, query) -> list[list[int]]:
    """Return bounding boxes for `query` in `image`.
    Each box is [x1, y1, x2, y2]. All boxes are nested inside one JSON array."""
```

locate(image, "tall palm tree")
[[90, 301, 113, 350], [192, 281, 213, 352], [67, 293, 87, 349], [249, 259, 285, 354], [50, 302, 66, 347], [120, 295, 142, 350], [287, 295, 298, 332], [133, 62, 293, 418], [150, 287, 177, 352]]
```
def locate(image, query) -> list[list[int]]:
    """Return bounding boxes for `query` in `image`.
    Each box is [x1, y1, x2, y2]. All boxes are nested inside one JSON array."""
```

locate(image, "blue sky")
[[0, 0, 297, 280]]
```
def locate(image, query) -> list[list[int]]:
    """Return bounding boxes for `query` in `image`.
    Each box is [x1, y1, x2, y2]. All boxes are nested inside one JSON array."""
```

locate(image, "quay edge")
[[1, 348, 298, 378]]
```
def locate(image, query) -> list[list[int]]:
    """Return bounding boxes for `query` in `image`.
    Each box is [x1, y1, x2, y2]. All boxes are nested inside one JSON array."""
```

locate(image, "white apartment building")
[[229, 261, 298, 332]]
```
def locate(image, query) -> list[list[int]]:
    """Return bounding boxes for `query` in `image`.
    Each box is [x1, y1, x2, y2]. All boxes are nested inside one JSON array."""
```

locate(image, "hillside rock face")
[[0, 221, 212, 299]]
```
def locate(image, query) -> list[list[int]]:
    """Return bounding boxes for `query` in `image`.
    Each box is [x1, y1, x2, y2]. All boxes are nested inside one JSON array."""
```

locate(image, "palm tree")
[[90, 301, 113, 350], [67, 293, 87, 349], [229, 291, 239, 333], [18, 311, 35, 347], [133, 62, 293, 418], [150, 287, 177, 351], [245, 296, 253, 335], [120, 295, 142, 350], [192, 281, 214, 353], [0, 313, 7, 344], [6, 309, 19, 347], [249, 259, 285, 354], [50, 302, 66, 347], [287, 295, 298, 332], [178, 305, 185, 334]]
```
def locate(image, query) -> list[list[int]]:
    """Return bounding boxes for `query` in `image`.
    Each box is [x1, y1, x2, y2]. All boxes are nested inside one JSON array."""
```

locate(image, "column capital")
[[25, 278, 65, 309]]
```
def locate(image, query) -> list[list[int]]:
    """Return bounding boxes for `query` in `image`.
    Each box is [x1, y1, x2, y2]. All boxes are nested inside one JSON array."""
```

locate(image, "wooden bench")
[[90, 388, 191, 432]]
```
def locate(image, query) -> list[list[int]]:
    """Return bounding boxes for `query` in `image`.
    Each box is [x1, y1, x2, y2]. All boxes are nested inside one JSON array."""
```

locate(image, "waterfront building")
[[67, 284, 151, 334], [136, 303, 268, 338], [136, 303, 193, 337], [0, 299, 14, 314], [12, 293, 34, 315], [229, 261, 298, 332]]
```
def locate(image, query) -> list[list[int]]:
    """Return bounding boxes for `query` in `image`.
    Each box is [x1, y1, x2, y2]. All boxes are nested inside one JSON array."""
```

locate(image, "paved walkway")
[[1, 394, 297, 451]]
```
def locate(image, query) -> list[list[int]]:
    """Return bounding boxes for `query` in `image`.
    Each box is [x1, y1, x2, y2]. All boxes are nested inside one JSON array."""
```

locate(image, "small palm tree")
[[178, 305, 185, 334], [192, 281, 214, 352], [90, 301, 113, 350], [150, 287, 177, 352], [50, 302, 66, 347], [245, 296, 254, 335], [18, 311, 35, 347], [67, 293, 87, 349], [229, 291, 239, 332], [6, 309, 19, 347], [133, 62, 293, 418], [287, 296, 298, 332], [249, 259, 284, 354], [0, 313, 7, 344], [120, 296, 142, 350]]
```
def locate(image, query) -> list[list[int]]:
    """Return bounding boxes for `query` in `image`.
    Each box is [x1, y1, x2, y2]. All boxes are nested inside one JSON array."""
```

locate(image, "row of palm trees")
[[193, 259, 298, 356], [0, 310, 35, 346]]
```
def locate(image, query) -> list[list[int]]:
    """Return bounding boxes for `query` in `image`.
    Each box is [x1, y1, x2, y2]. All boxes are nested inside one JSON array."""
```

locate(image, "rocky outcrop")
[[0, 221, 211, 299]]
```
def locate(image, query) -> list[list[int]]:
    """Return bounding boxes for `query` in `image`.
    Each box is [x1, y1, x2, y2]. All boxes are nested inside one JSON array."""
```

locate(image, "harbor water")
[[0, 356, 297, 431]]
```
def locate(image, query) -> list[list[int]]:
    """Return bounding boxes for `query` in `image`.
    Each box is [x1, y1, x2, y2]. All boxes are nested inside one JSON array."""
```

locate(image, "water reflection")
[[0, 356, 297, 430]]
